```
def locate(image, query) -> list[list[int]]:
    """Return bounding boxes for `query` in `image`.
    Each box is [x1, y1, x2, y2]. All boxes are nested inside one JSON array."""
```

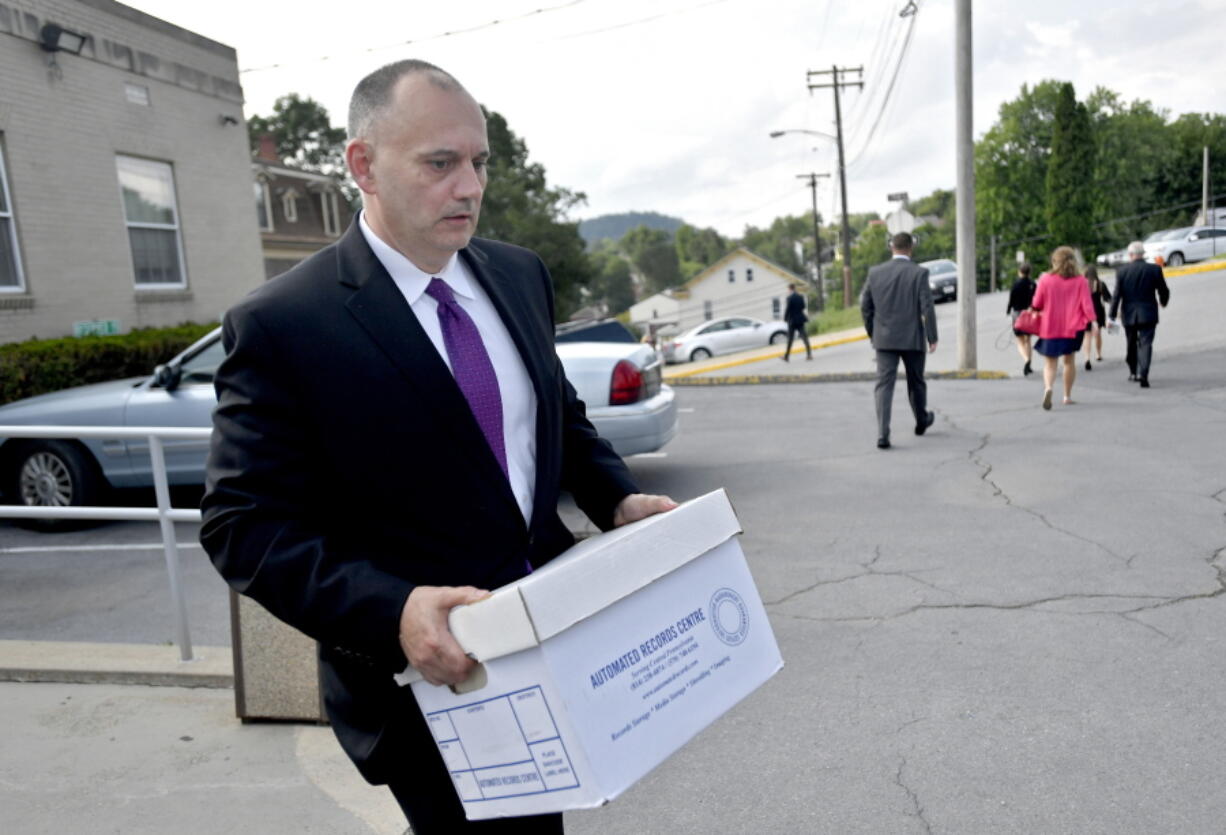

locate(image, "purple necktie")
[[425, 278, 508, 478]]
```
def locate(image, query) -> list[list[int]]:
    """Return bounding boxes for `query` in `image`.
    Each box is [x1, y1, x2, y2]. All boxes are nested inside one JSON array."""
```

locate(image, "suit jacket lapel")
[[334, 224, 520, 501]]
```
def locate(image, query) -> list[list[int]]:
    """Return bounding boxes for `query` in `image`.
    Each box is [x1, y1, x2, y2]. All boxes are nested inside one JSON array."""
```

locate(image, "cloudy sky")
[[125, 0, 1226, 238]]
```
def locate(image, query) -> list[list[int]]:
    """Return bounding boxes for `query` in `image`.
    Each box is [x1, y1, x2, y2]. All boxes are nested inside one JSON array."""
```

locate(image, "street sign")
[[887, 191, 908, 202], [73, 319, 121, 337]]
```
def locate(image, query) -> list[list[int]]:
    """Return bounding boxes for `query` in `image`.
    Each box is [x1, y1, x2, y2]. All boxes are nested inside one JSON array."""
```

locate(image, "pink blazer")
[[1031, 273, 1096, 339]]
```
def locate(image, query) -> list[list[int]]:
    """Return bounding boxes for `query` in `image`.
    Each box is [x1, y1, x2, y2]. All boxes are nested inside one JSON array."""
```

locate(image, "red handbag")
[[1014, 309, 1042, 336]]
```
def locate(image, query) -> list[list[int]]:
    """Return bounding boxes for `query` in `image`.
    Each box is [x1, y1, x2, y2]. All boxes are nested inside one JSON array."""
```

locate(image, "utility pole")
[[797, 172, 831, 310], [807, 65, 863, 308], [1203, 146, 1210, 224], [954, 0, 977, 370]]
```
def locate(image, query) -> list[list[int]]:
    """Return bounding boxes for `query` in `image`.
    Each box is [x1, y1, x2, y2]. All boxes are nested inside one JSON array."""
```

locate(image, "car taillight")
[[609, 360, 643, 406]]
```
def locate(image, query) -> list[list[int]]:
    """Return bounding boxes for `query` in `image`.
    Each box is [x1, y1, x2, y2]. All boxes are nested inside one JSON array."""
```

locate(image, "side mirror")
[[753, 322, 762, 328], [153, 363, 182, 391]]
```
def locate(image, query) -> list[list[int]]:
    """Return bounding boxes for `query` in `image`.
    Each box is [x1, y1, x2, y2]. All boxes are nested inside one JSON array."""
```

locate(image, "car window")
[[726, 318, 753, 329], [178, 339, 226, 385], [697, 322, 726, 335]]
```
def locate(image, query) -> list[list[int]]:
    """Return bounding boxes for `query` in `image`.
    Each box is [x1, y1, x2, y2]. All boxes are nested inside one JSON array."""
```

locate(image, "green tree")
[[674, 224, 727, 278], [478, 110, 594, 320], [738, 215, 810, 274], [247, 94, 353, 203], [975, 80, 1066, 253], [589, 250, 636, 315], [1044, 82, 1095, 251], [619, 226, 681, 294]]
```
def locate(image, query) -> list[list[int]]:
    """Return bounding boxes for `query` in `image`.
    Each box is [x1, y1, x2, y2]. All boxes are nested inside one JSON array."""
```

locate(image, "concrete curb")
[[0, 640, 233, 688], [663, 329, 869, 381], [670, 369, 1011, 386]]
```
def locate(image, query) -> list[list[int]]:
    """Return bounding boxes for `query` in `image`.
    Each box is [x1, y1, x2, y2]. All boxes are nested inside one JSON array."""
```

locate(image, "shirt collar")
[[358, 210, 474, 303], [892, 253, 911, 260]]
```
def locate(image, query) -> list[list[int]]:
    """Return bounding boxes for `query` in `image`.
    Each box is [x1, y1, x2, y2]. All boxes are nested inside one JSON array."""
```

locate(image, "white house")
[[664, 248, 806, 335], [628, 289, 681, 330], [0, 0, 264, 342]]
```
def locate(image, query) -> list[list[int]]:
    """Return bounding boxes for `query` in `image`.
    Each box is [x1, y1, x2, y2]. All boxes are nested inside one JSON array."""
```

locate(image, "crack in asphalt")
[[763, 543, 958, 608], [894, 756, 934, 834], [955, 425, 1132, 567]]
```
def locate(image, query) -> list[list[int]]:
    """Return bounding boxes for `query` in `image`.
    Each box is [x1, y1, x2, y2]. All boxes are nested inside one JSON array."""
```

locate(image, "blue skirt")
[[1034, 332, 1085, 357]]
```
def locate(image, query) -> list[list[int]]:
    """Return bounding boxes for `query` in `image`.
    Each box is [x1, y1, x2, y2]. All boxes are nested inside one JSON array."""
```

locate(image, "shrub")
[[0, 323, 217, 406]]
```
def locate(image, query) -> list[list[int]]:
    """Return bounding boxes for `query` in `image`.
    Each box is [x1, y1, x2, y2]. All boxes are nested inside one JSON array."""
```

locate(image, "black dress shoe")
[[915, 411, 935, 436], [877, 438, 891, 450], [1139, 378, 1150, 388], [1085, 360, 1092, 371]]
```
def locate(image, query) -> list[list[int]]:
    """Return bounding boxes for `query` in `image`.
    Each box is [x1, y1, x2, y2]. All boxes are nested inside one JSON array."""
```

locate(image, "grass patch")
[[809, 305, 864, 336]]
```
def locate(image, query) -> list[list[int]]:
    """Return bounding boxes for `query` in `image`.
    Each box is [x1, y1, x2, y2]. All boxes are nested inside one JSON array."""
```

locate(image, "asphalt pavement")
[[2, 264, 1225, 834]]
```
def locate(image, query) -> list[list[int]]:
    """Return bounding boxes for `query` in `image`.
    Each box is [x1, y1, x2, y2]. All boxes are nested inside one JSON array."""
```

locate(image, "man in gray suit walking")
[[860, 232, 938, 449]]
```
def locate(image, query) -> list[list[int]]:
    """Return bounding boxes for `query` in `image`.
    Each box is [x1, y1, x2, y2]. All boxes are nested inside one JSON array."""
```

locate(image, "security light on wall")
[[40, 23, 88, 55]]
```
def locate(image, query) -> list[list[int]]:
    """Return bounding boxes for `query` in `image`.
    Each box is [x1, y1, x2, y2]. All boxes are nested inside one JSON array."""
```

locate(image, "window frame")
[[255, 179, 273, 232], [281, 188, 299, 223], [321, 189, 342, 237], [115, 154, 188, 291], [0, 139, 26, 293]]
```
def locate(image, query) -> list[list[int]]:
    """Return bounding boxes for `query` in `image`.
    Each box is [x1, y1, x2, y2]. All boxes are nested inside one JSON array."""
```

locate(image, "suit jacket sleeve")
[[917, 266, 937, 344], [1155, 266, 1170, 307], [202, 306, 414, 670], [1109, 273, 1122, 319], [860, 276, 875, 339]]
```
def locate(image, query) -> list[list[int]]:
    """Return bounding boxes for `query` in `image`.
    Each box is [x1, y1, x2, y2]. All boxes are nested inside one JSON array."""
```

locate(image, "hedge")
[[0, 323, 218, 407]]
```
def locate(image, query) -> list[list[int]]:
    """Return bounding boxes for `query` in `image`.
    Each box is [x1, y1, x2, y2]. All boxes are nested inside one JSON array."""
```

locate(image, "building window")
[[254, 181, 272, 231], [727, 269, 735, 283], [771, 297, 781, 317], [116, 155, 186, 288], [0, 139, 25, 292], [124, 83, 150, 106], [281, 188, 299, 223], [746, 267, 754, 282], [320, 190, 341, 237], [703, 300, 713, 321]]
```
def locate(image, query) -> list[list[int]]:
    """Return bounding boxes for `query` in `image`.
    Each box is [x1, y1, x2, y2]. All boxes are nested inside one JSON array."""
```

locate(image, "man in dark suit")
[[860, 232, 938, 450], [782, 283, 812, 361], [201, 59, 674, 833], [1109, 241, 1170, 388]]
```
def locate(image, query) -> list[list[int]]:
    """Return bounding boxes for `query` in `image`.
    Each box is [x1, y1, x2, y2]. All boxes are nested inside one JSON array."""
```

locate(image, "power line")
[[847, 2, 918, 169]]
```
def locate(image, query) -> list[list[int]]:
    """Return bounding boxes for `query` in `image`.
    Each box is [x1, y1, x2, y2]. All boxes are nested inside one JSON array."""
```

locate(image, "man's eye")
[[473, 159, 489, 172], [428, 159, 451, 171]]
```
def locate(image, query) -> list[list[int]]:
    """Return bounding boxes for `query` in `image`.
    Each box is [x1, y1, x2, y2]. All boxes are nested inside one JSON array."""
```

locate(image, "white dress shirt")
[[359, 213, 538, 524]]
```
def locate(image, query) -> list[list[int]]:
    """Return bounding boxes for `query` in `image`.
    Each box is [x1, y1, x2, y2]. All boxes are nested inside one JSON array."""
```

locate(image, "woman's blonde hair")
[[1049, 246, 1080, 278]]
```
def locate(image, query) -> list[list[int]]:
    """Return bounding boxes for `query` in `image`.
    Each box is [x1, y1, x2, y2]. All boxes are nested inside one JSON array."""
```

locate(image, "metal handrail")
[[0, 425, 212, 662]]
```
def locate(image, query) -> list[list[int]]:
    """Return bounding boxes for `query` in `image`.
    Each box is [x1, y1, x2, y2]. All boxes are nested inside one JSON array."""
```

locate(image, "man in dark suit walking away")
[[860, 232, 938, 450], [1109, 241, 1170, 388], [201, 59, 674, 833], [782, 283, 812, 361]]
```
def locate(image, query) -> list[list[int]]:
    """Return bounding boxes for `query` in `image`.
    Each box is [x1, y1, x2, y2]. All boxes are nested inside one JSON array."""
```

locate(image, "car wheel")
[[1167, 252, 1184, 266], [689, 347, 712, 362], [6, 440, 105, 530], [769, 331, 787, 345]]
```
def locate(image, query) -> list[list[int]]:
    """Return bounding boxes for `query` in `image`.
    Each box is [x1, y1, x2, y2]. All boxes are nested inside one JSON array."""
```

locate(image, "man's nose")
[[453, 162, 485, 200]]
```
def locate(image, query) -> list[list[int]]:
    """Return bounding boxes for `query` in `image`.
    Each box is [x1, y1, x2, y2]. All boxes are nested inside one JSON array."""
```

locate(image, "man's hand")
[[399, 585, 489, 686], [928, 341, 938, 354], [613, 492, 679, 528]]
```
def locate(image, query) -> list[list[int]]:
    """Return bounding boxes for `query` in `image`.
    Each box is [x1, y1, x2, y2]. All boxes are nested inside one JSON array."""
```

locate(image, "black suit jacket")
[[784, 291, 808, 328], [1110, 259, 1169, 326], [201, 221, 637, 782]]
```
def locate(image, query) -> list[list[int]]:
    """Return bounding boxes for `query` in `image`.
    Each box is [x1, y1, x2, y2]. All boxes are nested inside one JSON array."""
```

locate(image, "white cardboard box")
[[397, 489, 783, 820]]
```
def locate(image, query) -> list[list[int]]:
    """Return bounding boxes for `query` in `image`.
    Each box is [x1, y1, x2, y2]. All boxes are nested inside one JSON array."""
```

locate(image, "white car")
[[0, 328, 677, 513], [660, 316, 788, 364], [1143, 226, 1226, 267], [554, 341, 677, 457]]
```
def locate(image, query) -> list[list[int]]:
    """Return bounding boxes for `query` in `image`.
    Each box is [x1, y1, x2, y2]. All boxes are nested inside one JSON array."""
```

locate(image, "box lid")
[[396, 489, 741, 687]]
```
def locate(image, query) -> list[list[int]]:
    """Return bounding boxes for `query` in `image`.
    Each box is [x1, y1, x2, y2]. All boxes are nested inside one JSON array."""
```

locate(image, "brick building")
[[252, 134, 353, 279], [0, 0, 264, 342]]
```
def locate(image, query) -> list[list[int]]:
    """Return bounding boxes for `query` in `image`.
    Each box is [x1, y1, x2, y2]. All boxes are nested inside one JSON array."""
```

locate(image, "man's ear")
[[346, 139, 377, 195]]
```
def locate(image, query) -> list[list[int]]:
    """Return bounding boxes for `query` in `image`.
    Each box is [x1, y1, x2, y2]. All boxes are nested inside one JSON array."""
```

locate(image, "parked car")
[[0, 327, 677, 513], [660, 316, 788, 364], [1143, 226, 1226, 266], [1096, 248, 1128, 268], [920, 258, 958, 303]]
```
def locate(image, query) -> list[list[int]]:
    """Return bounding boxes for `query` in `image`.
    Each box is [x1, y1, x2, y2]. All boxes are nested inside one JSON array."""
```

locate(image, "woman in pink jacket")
[[1030, 246, 1098, 410]]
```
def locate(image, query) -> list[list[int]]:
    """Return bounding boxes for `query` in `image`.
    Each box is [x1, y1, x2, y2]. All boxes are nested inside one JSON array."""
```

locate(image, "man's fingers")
[[400, 585, 490, 686], [613, 493, 679, 527]]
